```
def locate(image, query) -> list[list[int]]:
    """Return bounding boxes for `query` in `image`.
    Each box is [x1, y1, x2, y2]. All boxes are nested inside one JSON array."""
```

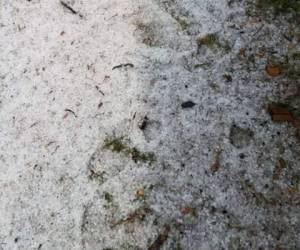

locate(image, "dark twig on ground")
[[112, 63, 134, 70], [60, 1, 83, 18], [148, 225, 171, 250], [64, 109, 77, 118]]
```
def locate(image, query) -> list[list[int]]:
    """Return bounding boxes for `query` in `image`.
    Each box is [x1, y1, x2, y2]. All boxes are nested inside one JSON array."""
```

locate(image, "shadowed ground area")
[[0, 0, 299, 249]]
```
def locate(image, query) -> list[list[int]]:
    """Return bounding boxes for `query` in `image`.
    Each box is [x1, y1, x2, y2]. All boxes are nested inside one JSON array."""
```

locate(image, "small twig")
[[132, 112, 137, 120], [64, 109, 77, 118], [148, 225, 170, 250], [60, 1, 83, 17], [248, 24, 264, 44], [98, 102, 103, 109], [112, 63, 134, 70], [111, 206, 152, 228], [46, 141, 56, 148], [60, 1, 77, 14], [29, 122, 39, 128], [51, 145, 60, 155], [95, 86, 105, 96], [211, 149, 222, 173], [107, 13, 118, 21]]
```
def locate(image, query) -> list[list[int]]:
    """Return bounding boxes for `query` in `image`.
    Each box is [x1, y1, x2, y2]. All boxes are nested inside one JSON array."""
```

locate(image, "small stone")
[[181, 101, 196, 109]]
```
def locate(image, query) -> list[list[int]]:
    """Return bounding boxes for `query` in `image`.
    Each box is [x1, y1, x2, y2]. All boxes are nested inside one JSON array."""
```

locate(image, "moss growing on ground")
[[134, 22, 160, 47], [103, 137, 127, 153], [256, 0, 300, 14], [88, 170, 106, 184], [103, 136, 155, 164], [247, 0, 300, 21], [197, 33, 231, 53], [176, 17, 190, 31], [104, 192, 114, 203]]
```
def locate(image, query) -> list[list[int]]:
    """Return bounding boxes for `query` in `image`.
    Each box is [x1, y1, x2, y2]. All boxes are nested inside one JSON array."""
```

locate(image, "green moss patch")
[[197, 33, 231, 53], [256, 0, 300, 14], [175, 17, 190, 31], [103, 136, 155, 164], [247, 0, 300, 21], [134, 22, 161, 47]]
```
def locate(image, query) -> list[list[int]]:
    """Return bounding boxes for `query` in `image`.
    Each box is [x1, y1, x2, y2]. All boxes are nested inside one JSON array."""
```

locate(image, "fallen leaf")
[[282, 187, 297, 195], [267, 104, 294, 123], [273, 158, 287, 180], [136, 188, 145, 198], [181, 207, 197, 216], [211, 150, 222, 173], [239, 48, 246, 57], [266, 64, 282, 77]]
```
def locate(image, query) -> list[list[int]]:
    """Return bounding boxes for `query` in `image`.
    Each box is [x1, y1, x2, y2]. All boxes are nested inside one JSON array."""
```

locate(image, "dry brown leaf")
[[181, 207, 197, 216], [266, 64, 282, 77], [273, 158, 287, 180], [282, 187, 297, 195], [239, 48, 246, 57], [267, 105, 294, 123], [112, 206, 152, 228], [136, 188, 145, 198], [211, 150, 222, 173]]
